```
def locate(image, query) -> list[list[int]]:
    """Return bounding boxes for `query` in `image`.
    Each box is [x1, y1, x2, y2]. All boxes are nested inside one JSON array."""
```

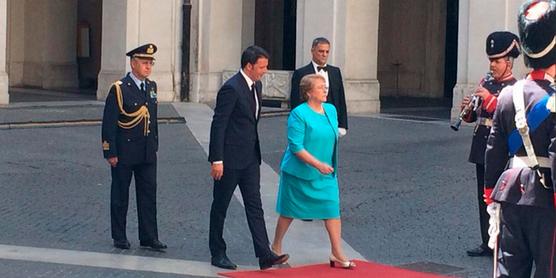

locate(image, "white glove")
[[487, 202, 501, 249], [338, 128, 347, 137]]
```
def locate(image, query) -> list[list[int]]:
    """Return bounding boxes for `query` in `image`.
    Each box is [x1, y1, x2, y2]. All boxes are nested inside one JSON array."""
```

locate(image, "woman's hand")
[[316, 161, 334, 175]]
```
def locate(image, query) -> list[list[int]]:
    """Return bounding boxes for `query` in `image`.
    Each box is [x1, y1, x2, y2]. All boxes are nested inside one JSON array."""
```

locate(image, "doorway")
[[6, 0, 102, 102], [254, 0, 296, 70], [377, 0, 458, 120]]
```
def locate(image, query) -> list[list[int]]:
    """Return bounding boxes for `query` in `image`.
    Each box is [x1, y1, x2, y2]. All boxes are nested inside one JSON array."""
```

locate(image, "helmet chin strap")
[[495, 60, 512, 81]]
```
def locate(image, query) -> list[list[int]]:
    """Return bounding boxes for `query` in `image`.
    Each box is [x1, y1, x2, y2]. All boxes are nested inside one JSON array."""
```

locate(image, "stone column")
[[98, 0, 181, 101], [42, 0, 79, 89], [7, 0, 24, 87], [343, 0, 380, 113], [451, 0, 526, 119], [189, 0, 243, 103], [97, 0, 127, 99], [0, 0, 8, 105], [296, 0, 380, 114]]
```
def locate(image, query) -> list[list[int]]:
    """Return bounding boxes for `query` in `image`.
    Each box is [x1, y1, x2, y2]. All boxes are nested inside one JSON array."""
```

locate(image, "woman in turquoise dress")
[[271, 74, 355, 269]]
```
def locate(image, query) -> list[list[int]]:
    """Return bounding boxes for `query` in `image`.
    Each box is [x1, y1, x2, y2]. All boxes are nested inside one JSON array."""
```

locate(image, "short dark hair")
[[311, 37, 330, 49], [241, 45, 270, 68]]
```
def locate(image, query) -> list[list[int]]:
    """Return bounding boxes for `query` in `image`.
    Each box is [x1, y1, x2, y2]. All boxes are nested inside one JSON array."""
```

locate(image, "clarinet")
[[451, 72, 493, 131]]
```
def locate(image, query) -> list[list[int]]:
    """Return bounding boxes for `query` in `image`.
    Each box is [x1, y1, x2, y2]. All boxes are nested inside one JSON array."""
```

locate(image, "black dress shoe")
[[466, 245, 493, 257], [140, 239, 167, 250], [113, 239, 131, 249], [259, 252, 290, 270], [211, 254, 237, 270]]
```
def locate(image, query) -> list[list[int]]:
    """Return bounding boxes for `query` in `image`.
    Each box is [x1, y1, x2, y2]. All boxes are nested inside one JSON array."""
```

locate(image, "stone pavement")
[[0, 99, 493, 277]]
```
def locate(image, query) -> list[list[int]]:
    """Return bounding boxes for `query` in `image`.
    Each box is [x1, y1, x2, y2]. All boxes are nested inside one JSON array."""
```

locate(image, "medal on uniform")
[[150, 88, 157, 99]]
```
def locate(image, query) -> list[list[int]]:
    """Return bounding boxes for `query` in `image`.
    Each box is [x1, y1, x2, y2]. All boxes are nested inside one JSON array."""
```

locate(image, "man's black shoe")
[[466, 245, 493, 257], [259, 252, 289, 270], [113, 239, 131, 249], [140, 239, 167, 250], [211, 254, 237, 270]]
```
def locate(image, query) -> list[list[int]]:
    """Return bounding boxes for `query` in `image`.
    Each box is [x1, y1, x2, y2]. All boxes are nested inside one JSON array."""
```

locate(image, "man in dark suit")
[[290, 37, 348, 136], [208, 45, 289, 270], [101, 43, 166, 251]]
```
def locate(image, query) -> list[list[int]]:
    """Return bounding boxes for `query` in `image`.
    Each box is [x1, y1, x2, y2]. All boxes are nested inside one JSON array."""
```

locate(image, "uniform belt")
[[509, 156, 551, 169], [477, 117, 493, 127]]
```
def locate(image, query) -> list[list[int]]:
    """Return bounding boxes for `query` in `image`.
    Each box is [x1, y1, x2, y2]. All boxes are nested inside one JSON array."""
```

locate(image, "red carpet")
[[219, 260, 451, 278]]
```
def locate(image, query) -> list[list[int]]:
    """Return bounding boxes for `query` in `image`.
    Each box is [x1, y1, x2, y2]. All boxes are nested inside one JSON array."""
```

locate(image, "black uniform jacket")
[[208, 72, 262, 169], [101, 74, 158, 165], [485, 77, 556, 208], [465, 77, 516, 164], [290, 63, 348, 129]]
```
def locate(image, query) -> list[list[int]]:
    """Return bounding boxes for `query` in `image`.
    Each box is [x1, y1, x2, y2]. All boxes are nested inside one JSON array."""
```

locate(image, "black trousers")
[[497, 203, 556, 278], [475, 164, 490, 248], [110, 161, 158, 242], [209, 163, 271, 258]]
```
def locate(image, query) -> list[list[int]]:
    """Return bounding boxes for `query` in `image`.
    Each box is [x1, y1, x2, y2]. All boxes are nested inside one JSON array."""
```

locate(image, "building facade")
[[0, 0, 530, 119]]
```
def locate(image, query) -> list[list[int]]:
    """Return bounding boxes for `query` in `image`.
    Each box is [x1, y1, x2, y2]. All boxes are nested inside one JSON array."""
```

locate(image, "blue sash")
[[508, 94, 551, 155]]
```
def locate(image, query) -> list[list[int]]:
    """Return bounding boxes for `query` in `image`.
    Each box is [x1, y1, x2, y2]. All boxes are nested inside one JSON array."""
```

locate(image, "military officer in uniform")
[[484, 1, 556, 276], [461, 31, 521, 257], [101, 43, 167, 251]]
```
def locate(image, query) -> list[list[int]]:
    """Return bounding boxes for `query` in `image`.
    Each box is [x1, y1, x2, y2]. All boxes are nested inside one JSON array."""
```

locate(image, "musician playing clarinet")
[[461, 31, 521, 257]]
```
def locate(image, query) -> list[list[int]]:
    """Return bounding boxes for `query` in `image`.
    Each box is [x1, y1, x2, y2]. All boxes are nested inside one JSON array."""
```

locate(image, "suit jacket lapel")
[[237, 73, 257, 122], [307, 63, 316, 74]]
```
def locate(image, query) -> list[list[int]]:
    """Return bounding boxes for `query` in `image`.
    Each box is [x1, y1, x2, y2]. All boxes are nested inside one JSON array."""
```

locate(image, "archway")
[[6, 0, 102, 102], [377, 0, 458, 118]]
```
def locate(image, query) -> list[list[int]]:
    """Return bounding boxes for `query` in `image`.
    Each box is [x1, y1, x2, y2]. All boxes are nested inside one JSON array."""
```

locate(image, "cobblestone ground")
[[0, 115, 493, 277]]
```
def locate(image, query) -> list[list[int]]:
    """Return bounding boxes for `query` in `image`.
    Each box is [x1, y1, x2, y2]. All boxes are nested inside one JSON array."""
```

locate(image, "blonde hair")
[[299, 74, 325, 102]]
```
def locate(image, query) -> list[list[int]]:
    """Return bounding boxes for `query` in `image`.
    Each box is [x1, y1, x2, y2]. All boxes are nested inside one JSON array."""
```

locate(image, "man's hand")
[[211, 163, 224, 180], [474, 86, 490, 99], [461, 96, 471, 110], [107, 157, 118, 167], [338, 128, 347, 137]]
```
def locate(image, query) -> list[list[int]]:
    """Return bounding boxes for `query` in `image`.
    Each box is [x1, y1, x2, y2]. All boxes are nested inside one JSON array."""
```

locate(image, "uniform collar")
[[496, 74, 515, 82], [528, 70, 555, 83], [128, 72, 145, 90]]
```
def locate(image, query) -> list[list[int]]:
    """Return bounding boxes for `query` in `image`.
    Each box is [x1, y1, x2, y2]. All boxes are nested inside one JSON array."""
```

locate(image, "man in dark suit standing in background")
[[208, 45, 289, 270], [101, 43, 166, 251], [290, 37, 348, 136]]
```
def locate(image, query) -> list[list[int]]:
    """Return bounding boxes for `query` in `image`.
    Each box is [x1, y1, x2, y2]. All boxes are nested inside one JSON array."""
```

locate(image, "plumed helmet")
[[518, 0, 556, 68], [486, 31, 521, 59]]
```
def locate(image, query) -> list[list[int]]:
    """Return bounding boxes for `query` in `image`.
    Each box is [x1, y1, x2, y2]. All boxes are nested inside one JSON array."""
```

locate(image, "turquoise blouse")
[[280, 102, 339, 180]]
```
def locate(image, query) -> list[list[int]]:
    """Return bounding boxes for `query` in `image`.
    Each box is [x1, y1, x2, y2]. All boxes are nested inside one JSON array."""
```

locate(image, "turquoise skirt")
[[276, 171, 340, 219]]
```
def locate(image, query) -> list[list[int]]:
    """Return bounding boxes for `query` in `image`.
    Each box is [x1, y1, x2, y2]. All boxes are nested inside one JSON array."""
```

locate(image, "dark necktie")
[[317, 65, 328, 72], [140, 82, 146, 98], [251, 84, 258, 118]]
